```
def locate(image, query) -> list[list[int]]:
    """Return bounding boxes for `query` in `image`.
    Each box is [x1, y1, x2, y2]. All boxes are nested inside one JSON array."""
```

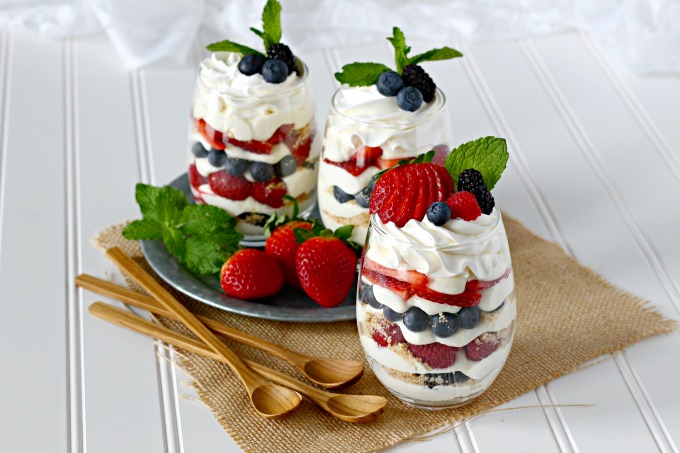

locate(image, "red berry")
[[375, 156, 405, 170], [408, 342, 459, 369], [220, 249, 284, 300], [466, 333, 502, 361], [265, 220, 313, 289], [208, 170, 252, 200], [195, 118, 225, 150], [252, 178, 287, 208], [414, 285, 482, 307], [188, 163, 208, 189], [465, 268, 511, 292], [362, 257, 427, 287], [285, 124, 315, 165], [446, 191, 482, 221], [372, 322, 406, 347], [323, 146, 384, 176], [361, 267, 415, 300], [296, 237, 357, 308]]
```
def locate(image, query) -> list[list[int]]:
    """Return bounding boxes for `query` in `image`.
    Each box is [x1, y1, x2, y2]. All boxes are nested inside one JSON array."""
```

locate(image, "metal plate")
[[140, 173, 357, 322]]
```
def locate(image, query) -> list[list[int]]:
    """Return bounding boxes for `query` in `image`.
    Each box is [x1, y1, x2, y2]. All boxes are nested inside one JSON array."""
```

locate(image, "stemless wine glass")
[[318, 86, 452, 244], [187, 52, 320, 245], [356, 209, 516, 409]]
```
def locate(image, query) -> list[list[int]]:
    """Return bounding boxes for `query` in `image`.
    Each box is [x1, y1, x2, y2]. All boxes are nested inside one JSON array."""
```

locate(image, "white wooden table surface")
[[1, 29, 679, 453]]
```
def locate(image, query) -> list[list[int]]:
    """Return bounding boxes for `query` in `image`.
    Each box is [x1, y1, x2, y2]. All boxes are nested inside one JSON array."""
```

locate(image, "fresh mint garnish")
[[123, 184, 242, 275], [445, 137, 508, 190], [387, 27, 410, 73], [409, 47, 463, 65], [335, 62, 391, 87], [293, 224, 362, 253], [206, 40, 265, 57], [206, 0, 282, 55], [371, 150, 436, 181]]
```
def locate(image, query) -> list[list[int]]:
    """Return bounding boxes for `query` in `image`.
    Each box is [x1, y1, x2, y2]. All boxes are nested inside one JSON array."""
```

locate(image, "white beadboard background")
[[0, 30, 679, 453]]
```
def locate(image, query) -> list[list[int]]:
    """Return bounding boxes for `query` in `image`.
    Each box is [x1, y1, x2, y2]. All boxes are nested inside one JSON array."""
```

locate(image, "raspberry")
[[445, 191, 482, 221], [267, 43, 298, 75], [408, 342, 459, 369], [466, 332, 502, 361], [188, 163, 208, 189], [252, 178, 287, 208], [457, 169, 495, 215], [371, 323, 406, 347], [402, 64, 436, 102], [208, 170, 251, 200]]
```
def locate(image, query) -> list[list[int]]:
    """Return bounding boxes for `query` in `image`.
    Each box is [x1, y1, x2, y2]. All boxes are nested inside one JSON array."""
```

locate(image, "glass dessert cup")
[[318, 86, 452, 244], [356, 210, 516, 409], [188, 53, 320, 244]]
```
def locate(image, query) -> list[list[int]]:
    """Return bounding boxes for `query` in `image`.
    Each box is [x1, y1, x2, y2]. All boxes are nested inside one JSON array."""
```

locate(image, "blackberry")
[[402, 64, 436, 102], [457, 168, 495, 215], [267, 43, 298, 75]]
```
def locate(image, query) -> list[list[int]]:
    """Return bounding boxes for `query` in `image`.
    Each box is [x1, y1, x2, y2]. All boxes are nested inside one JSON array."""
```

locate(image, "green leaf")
[[122, 219, 163, 241], [178, 204, 232, 236], [333, 225, 354, 241], [262, 0, 282, 49], [134, 183, 160, 220], [335, 62, 391, 87], [134, 184, 187, 226], [206, 40, 265, 57], [162, 227, 186, 259], [294, 228, 314, 244], [183, 237, 231, 275], [445, 136, 508, 190], [387, 27, 410, 73], [250, 27, 264, 38], [408, 46, 463, 65], [411, 150, 436, 164]]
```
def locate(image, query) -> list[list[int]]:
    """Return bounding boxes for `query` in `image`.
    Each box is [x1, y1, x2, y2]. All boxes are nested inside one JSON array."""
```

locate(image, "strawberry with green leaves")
[[220, 249, 284, 300]]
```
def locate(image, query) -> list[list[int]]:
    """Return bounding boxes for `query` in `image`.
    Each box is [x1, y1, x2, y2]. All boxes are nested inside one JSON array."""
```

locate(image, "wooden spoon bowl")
[[303, 358, 365, 389]]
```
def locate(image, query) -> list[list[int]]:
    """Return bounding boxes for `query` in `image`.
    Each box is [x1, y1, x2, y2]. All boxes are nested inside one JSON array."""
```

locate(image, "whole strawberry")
[[296, 231, 358, 308], [220, 249, 284, 300], [265, 220, 312, 288]]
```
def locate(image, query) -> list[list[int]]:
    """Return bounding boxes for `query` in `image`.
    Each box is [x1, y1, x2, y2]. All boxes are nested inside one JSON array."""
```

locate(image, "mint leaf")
[[409, 47, 462, 65], [411, 150, 435, 164], [178, 204, 232, 236], [445, 137, 508, 190], [163, 227, 186, 258], [262, 0, 282, 49], [184, 237, 230, 275], [122, 219, 163, 241], [206, 40, 265, 57], [335, 62, 391, 87], [134, 184, 187, 226], [387, 27, 410, 73], [250, 27, 264, 38]]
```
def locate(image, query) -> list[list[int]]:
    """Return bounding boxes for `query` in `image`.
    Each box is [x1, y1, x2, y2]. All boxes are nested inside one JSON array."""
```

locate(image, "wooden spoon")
[[104, 247, 302, 419], [89, 302, 387, 423], [75, 273, 364, 389]]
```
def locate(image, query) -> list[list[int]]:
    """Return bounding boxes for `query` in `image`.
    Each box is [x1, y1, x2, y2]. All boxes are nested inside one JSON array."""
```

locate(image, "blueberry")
[[403, 307, 429, 332], [396, 86, 423, 112], [276, 155, 297, 177], [376, 71, 404, 97], [250, 161, 275, 182], [490, 301, 505, 313], [238, 54, 266, 76], [225, 157, 248, 176], [360, 285, 382, 309], [207, 148, 227, 167], [191, 142, 209, 158], [333, 186, 355, 204], [354, 181, 375, 208], [262, 59, 289, 84], [457, 306, 481, 329], [427, 201, 451, 226], [452, 371, 470, 384], [431, 312, 457, 338], [383, 305, 402, 322]]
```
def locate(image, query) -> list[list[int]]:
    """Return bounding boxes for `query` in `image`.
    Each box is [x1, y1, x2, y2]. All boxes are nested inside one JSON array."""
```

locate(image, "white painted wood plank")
[[0, 34, 69, 453], [73, 35, 166, 452]]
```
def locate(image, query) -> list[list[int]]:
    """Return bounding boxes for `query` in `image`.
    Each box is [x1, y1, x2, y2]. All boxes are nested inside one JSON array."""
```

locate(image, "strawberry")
[[220, 249, 284, 300], [195, 118, 226, 150], [375, 156, 405, 170], [372, 322, 406, 347], [226, 137, 272, 154], [208, 170, 252, 200], [285, 123, 315, 165], [446, 191, 482, 221], [361, 267, 415, 300], [265, 220, 313, 288], [362, 257, 427, 287], [414, 285, 482, 307], [252, 178, 287, 208], [296, 236, 358, 308], [466, 333, 502, 361], [188, 163, 208, 189], [465, 268, 511, 292], [323, 146, 384, 176], [369, 162, 455, 227], [408, 342, 459, 369]]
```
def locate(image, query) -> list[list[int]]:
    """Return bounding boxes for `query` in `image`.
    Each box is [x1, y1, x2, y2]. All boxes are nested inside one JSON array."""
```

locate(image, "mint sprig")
[[205, 40, 265, 57], [371, 150, 436, 181], [294, 224, 362, 253], [335, 62, 391, 87], [445, 137, 508, 190], [123, 184, 243, 275], [206, 0, 283, 55], [387, 27, 410, 73]]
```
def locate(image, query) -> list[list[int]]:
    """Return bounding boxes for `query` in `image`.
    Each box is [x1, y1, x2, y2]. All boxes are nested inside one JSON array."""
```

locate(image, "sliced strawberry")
[[188, 163, 208, 189], [289, 134, 313, 165], [195, 118, 226, 150], [372, 322, 406, 347], [466, 333, 502, 361], [375, 156, 406, 170], [270, 124, 294, 145], [414, 285, 481, 307], [465, 268, 511, 292], [323, 146, 384, 176], [362, 257, 427, 287], [430, 163, 456, 201], [412, 164, 434, 221], [408, 342, 459, 369], [361, 268, 415, 300], [208, 171, 251, 200], [252, 178, 287, 208]]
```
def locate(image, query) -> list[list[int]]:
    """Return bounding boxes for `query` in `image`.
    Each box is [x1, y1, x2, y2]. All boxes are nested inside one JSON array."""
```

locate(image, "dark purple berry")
[[458, 306, 481, 329], [431, 313, 457, 338], [427, 201, 451, 225], [396, 86, 423, 112], [250, 161, 274, 182], [238, 54, 266, 76], [262, 59, 289, 84], [191, 142, 209, 158], [377, 71, 404, 97], [403, 307, 429, 332], [207, 148, 227, 167]]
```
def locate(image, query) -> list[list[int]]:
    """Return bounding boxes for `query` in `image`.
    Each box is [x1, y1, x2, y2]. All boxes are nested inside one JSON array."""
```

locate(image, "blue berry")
[[207, 148, 227, 167], [396, 86, 423, 112], [457, 306, 481, 329], [238, 54, 266, 76], [490, 301, 505, 313], [333, 186, 355, 204], [431, 312, 457, 338], [262, 59, 289, 84], [276, 155, 297, 177], [250, 161, 275, 182], [354, 181, 375, 208], [383, 305, 402, 322], [427, 201, 451, 226], [225, 157, 248, 176], [403, 307, 429, 332], [376, 71, 404, 97], [360, 285, 382, 309], [191, 142, 208, 158], [451, 371, 470, 384]]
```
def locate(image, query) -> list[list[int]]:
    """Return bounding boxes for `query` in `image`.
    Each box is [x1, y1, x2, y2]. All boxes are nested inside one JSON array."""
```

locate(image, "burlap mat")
[[94, 215, 676, 453]]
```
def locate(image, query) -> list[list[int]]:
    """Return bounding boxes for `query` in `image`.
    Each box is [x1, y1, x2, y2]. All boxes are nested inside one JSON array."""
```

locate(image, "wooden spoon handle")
[[75, 274, 308, 367], [104, 247, 259, 390]]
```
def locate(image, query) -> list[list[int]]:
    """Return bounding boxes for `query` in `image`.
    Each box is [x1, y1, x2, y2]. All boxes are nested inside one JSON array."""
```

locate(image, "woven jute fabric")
[[95, 215, 676, 453]]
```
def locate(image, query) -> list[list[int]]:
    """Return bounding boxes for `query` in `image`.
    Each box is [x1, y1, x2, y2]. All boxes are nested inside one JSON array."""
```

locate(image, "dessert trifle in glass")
[[188, 1, 319, 242], [318, 27, 462, 244], [356, 139, 515, 409]]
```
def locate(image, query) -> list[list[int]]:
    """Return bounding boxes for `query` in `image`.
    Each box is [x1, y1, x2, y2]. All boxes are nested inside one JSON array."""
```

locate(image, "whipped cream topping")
[[192, 52, 315, 142]]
